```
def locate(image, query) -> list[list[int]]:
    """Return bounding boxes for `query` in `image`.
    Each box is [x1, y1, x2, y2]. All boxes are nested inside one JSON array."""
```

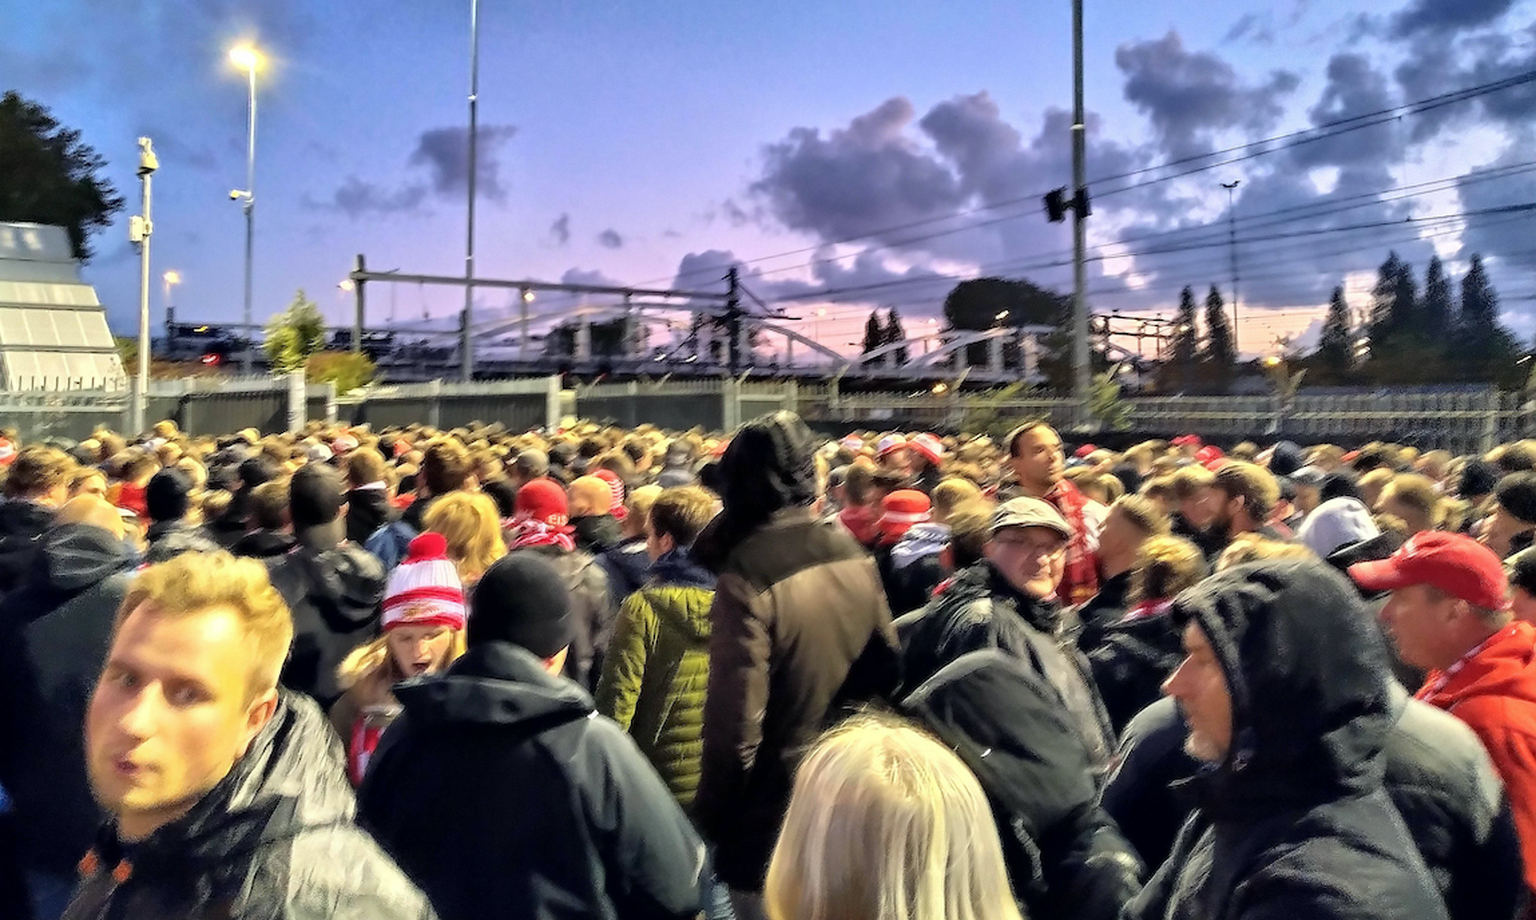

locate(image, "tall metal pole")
[[1223, 179, 1241, 354], [134, 138, 157, 432], [352, 254, 366, 354], [461, 0, 481, 382], [241, 64, 257, 374], [1071, 0, 1091, 422]]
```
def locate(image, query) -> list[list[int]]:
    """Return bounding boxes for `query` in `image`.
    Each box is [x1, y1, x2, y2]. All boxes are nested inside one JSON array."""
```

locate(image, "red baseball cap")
[[1172, 434, 1201, 447], [1348, 531, 1510, 610], [1073, 444, 1097, 459]]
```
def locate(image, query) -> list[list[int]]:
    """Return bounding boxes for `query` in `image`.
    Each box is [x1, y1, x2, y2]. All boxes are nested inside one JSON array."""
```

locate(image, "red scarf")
[[838, 504, 881, 546], [1045, 478, 1099, 607], [510, 520, 575, 553]]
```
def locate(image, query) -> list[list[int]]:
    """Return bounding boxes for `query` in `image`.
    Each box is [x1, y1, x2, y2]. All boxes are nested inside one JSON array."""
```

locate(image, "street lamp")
[[229, 43, 263, 373], [162, 270, 180, 324]]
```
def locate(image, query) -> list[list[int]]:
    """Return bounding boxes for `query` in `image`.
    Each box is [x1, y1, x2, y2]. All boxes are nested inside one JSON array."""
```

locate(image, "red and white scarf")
[[1046, 477, 1099, 606], [510, 519, 575, 553]]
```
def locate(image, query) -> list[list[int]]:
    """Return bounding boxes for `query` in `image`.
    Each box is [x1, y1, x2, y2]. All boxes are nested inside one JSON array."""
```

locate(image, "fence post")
[[323, 381, 338, 424], [783, 378, 799, 415], [1481, 389, 1500, 456], [428, 378, 443, 430], [286, 368, 307, 434], [722, 378, 741, 432], [544, 375, 562, 432]]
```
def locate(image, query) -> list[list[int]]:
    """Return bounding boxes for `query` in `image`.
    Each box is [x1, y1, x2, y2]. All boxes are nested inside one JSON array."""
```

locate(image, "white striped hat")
[[382, 532, 466, 632]]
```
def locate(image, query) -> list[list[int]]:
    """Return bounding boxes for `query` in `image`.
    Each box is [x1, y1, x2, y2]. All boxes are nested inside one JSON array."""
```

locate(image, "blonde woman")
[[332, 532, 467, 784], [764, 716, 1024, 920], [423, 490, 506, 588]]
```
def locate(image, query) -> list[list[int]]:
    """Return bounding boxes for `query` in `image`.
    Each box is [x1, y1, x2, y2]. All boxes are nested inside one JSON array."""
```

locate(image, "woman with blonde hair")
[[423, 490, 506, 587], [765, 715, 1024, 920], [332, 532, 467, 784]]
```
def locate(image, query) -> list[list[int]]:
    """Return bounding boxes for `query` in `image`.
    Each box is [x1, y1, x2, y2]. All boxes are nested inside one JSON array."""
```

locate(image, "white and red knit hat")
[[877, 434, 908, 459], [908, 433, 946, 467], [382, 533, 466, 632], [592, 468, 628, 522]]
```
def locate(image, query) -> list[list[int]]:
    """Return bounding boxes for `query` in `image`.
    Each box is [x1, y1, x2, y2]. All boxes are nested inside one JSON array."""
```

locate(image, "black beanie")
[[145, 468, 192, 523], [469, 553, 574, 657], [1320, 470, 1362, 504], [1460, 459, 1500, 500], [1497, 472, 1536, 527], [1269, 441, 1303, 477]]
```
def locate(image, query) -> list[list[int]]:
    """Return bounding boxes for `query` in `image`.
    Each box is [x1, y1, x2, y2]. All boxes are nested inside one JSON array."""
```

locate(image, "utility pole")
[[1070, 0, 1091, 423], [351, 254, 366, 354], [461, 0, 481, 382], [131, 138, 158, 432], [725, 266, 742, 375], [1222, 179, 1241, 354]]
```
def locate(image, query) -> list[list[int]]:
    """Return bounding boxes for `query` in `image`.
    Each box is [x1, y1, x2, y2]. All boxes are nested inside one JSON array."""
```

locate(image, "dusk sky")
[[7, 0, 1536, 360]]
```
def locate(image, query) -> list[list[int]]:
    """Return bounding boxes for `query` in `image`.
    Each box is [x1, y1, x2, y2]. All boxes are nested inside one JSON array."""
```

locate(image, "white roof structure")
[[0, 223, 125, 391]]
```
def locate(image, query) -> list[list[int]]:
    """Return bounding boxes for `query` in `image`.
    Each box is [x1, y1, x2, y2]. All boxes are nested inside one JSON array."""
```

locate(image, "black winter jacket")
[[1121, 561, 1449, 920], [60, 693, 434, 920], [230, 528, 297, 560], [267, 532, 387, 708], [894, 561, 1114, 768], [0, 523, 134, 874], [0, 498, 55, 595], [901, 651, 1142, 920], [1106, 690, 1525, 920], [358, 642, 706, 920], [345, 487, 398, 546], [600, 534, 653, 603], [144, 519, 223, 563], [1076, 570, 1132, 652], [1088, 605, 1183, 735]]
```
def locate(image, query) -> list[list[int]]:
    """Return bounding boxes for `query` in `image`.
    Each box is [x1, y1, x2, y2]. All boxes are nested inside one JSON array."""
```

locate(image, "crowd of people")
[[1, 412, 1536, 919]]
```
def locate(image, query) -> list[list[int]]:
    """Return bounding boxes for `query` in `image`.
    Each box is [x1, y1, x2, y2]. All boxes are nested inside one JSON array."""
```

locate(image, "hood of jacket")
[[649, 546, 714, 591], [572, 513, 621, 554], [393, 641, 593, 729], [890, 522, 950, 570], [106, 692, 355, 878], [24, 522, 135, 595], [1174, 559, 1395, 816], [0, 498, 55, 538], [274, 541, 387, 629], [1418, 620, 1536, 710], [641, 548, 716, 641]]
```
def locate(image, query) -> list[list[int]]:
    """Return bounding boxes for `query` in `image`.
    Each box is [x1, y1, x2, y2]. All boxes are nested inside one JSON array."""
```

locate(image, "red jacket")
[[1417, 620, 1536, 893]]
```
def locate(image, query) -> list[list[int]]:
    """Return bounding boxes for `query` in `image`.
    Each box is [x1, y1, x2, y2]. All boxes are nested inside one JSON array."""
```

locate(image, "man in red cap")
[[1350, 531, 1536, 902]]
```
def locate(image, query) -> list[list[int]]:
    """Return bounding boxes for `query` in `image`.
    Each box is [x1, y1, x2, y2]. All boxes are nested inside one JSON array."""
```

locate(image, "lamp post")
[[161, 269, 180, 327], [131, 138, 158, 430], [229, 44, 262, 374], [1222, 179, 1241, 355]]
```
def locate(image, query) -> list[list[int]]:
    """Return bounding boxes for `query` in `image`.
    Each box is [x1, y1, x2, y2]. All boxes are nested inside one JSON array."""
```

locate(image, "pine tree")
[[1422, 255, 1453, 336], [1456, 253, 1515, 380], [1369, 251, 1417, 347], [1461, 254, 1499, 329], [862, 311, 885, 368], [884, 308, 909, 366], [1172, 287, 1199, 365], [1201, 285, 1237, 370], [1315, 285, 1354, 375]]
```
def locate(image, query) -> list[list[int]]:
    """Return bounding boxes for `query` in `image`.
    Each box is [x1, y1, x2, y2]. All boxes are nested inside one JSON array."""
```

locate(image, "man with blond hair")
[[65, 552, 431, 920]]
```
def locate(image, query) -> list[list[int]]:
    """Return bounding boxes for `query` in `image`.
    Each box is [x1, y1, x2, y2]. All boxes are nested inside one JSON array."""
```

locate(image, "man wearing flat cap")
[[895, 496, 1114, 768]]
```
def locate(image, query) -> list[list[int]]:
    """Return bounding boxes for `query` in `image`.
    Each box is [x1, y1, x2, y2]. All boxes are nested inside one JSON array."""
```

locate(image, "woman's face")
[[387, 625, 455, 678]]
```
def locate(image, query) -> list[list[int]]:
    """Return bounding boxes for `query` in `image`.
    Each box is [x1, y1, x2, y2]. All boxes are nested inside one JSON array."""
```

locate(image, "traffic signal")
[[1074, 186, 1092, 218], [1044, 188, 1069, 222]]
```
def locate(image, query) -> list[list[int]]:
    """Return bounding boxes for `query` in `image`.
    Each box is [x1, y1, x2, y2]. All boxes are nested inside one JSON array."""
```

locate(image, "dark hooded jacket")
[[894, 561, 1114, 770], [345, 486, 398, 546], [1076, 569, 1132, 652], [901, 652, 1142, 920], [60, 693, 433, 920], [600, 533, 653, 603], [267, 527, 387, 708], [692, 411, 900, 891], [144, 519, 222, 563], [1122, 560, 1449, 920], [230, 528, 298, 560], [0, 498, 55, 595], [358, 642, 705, 920], [1088, 602, 1184, 735], [0, 523, 134, 874], [1106, 691, 1525, 920], [509, 541, 616, 690], [573, 512, 623, 556]]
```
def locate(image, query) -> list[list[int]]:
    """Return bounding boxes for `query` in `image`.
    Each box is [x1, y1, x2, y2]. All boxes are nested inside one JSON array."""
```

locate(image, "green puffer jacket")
[[595, 550, 715, 810]]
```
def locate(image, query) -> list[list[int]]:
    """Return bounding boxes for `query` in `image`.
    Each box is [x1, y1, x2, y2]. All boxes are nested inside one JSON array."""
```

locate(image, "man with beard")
[[1205, 461, 1284, 559]]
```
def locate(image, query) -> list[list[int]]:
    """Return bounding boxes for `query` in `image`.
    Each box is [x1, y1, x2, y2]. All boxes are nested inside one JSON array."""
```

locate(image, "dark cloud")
[[1222, 13, 1275, 44], [406, 124, 518, 202], [1390, 24, 1536, 142], [1114, 32, 1299, 160], [1290, 53, 1401, 169], [1390, 0, 1517, 39], [550, 213, 570, 245], [1456, 149, 1536, 284], [305, 177, 427, 218], [597, 229, 624, 249]]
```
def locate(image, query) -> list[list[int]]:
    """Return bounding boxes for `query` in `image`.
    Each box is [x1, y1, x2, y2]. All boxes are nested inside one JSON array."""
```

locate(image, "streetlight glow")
[[229, 45, 264, 71], [338, 279, 355, 292], [162, 270, 181, 285]]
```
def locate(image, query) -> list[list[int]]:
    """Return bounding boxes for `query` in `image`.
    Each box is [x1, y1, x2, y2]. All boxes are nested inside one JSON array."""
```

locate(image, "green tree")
[[1201, 285, 1236, 377], [0, 91, 124, 262], [263, 290, 328, 373], [1455, 254, 1520, 384], [943, 277, 1068, 368], [1314, 285, 1355, 378], [1088, 368, 1132, 431], [1422, 255, 1453, 336], [1158, 285, 1200, 391], [306, 351, 376, 394], [862, 311, 885, 368], [1368, 251, 1417, 349], [884, 308, 909, 366]]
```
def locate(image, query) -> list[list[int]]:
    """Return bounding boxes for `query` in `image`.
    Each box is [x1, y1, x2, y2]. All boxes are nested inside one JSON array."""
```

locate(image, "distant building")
[[0, 223, 126, 390]]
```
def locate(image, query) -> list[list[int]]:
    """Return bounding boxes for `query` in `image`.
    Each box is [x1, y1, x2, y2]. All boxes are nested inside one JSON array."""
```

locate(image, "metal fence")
[[335, 378, 561, 433]]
